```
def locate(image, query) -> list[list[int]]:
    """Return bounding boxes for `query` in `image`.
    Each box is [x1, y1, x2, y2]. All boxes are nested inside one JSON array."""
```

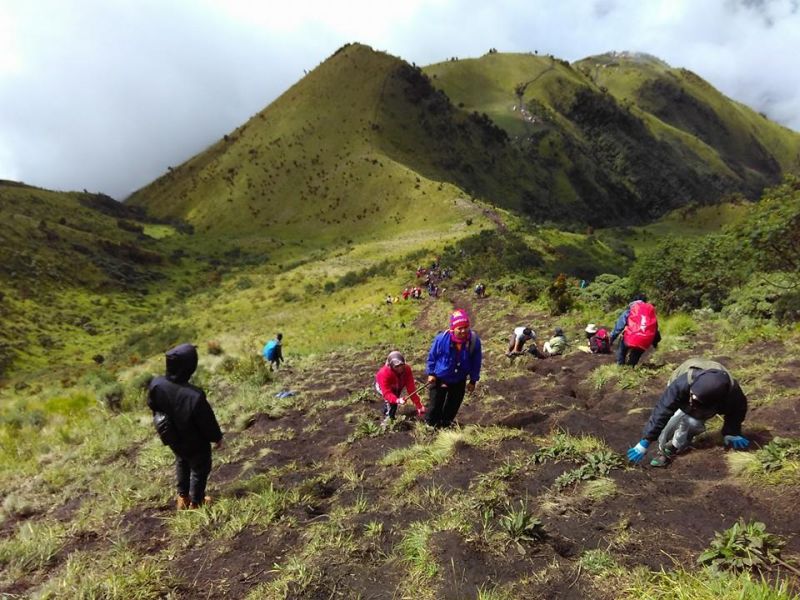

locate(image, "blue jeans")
[[658, 409, 707, 452]]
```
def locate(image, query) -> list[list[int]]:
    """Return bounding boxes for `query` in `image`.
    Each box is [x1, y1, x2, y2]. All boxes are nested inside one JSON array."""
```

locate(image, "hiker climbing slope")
[[263, 333, 284, 371], [375, 350, 425, 426], [506, 326, 536, 356], [426, 309, 482, 428], [610, 294, 661, 366], [627, 358, 749, 467]]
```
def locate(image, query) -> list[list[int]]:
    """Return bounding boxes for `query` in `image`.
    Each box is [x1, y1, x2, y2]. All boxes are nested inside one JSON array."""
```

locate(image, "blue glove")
[[626, 439, 650, 463], [724, 435, 750, 449]]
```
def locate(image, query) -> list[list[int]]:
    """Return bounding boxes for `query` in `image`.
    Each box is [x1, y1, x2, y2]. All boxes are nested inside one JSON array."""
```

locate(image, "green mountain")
[[128, 44, 800, 232], [426, 50, 800, 218]]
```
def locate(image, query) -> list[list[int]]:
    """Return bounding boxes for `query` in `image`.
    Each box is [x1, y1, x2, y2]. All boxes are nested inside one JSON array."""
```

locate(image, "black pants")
[[426, 380, 466, 428], [616, 339, 645, 367], [174, 448, 212, 505]]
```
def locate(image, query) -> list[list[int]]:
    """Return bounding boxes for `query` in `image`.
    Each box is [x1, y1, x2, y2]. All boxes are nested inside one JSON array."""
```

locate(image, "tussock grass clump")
[[532, 430, 609, 462], [587, 363, 667, 393], [396, 521, 438, 583], [381, 426, 521, 490], [169, 485, 297, 542], [625, 567, 797, 600], [35, 545, 176, 600], [728, 438, 800, 485], [0, 521, 67, 581]]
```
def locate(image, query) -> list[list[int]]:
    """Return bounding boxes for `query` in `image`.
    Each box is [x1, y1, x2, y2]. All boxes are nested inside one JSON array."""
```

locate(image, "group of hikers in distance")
[[146, 292, 749, 511]]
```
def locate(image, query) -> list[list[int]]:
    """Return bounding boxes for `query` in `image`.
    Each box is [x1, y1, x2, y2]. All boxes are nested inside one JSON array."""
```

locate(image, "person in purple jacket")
[[425, 309, 482, 428]]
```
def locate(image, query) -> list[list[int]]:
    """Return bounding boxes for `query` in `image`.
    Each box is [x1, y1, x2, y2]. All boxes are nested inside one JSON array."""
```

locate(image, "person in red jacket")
[[375, 351, 425, 426]]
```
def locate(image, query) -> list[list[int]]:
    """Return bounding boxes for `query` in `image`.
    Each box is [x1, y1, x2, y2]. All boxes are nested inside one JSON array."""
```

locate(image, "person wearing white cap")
[[506, 326, 537, 356], [375, 351, 425, 426]]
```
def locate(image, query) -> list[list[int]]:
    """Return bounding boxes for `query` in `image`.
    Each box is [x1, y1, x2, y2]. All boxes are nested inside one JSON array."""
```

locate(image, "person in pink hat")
[[425, 309, 482, 428]]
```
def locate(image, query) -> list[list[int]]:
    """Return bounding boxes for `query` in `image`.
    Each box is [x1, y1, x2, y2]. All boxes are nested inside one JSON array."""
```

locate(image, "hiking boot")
[[650, 445, 675, 468], [176, 495, 191, 510], [188, 496, 212, 509]]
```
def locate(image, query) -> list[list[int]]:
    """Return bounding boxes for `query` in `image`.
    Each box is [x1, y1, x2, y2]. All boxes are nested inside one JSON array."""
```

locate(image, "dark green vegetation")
[[2, 43, 800, 598], [428, 51, 800, 223]]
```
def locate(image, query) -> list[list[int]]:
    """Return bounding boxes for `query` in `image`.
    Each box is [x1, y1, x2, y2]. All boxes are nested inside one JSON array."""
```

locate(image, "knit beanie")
[[449, 309, 470, 330], [690, 370, 730, 405]]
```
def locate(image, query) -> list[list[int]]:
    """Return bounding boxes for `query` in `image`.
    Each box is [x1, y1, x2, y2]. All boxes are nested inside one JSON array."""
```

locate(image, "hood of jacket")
[[165, 343, 198, 384]]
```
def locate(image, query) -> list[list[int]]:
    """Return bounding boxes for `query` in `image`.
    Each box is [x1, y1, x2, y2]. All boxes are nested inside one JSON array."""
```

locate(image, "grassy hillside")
[[129, 44, 800, 237], [126, 44, 523, 246], [425, 51, 800, 221], [2, 287, 799, 598], [576, 52, 800, 190], [0, 182, 183, 380]]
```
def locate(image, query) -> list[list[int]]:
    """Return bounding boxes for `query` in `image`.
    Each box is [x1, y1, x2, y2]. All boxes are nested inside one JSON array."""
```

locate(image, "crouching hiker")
[[627, 358, 749, 468], [426, 309, 482, 428], [148, 343, 223, 509], [375, 351, 425, 427], [581, 324, 611, 354], [542, 328, 567, 357], [506, 326, 536, 356]]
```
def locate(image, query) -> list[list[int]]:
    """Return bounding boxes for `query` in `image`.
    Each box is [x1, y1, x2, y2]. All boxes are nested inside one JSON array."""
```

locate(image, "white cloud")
[[0, 0, 798, 198]]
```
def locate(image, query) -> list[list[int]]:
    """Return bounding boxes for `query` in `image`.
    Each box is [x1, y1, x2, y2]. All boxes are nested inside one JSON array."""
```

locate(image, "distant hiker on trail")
[[262, 333, 284, 371], [426, 309, 482, 428], [147, 343, 223, 510], [375, 351, 425, 427], [610, 294, 661, 366], [581, 324, 611, 354], [543, 328, 568, 356], [627, 358, 749, 468], [506, 326, 536, 356]]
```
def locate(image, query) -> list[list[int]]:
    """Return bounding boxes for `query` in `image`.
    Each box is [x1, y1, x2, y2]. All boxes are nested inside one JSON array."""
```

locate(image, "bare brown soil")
[[4, 292, 799, 598]]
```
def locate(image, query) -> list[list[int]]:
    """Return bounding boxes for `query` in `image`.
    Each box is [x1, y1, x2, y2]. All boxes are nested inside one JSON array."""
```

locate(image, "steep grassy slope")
[[576, 52, 800, 191], [131, 43, 797, 234], [2, 289, 799, 598], [0, 182, 181, 379], [126, 44, 514, 247], [425, 51, 800, 220]]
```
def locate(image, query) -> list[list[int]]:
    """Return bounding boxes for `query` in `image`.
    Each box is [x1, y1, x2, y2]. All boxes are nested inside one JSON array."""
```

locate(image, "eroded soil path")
[[5, 292, 799, 599]]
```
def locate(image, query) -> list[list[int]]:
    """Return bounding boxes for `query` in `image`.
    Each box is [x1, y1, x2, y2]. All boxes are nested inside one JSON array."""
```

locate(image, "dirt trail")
[[6, 292, 798, 599]]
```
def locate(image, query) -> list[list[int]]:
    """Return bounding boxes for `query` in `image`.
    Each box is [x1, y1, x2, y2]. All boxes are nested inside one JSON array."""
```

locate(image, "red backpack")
[[623, 301, 658, 350], [590, 329, 611, 354]]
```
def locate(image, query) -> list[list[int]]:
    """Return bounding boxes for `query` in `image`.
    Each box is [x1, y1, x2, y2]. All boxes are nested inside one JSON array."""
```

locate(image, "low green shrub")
[[498, 500, 546, 550], [698, 519, 785, 573]]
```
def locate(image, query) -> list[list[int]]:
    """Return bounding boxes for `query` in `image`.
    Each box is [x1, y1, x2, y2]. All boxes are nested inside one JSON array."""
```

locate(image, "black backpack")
[[153, 411, 179, 446]]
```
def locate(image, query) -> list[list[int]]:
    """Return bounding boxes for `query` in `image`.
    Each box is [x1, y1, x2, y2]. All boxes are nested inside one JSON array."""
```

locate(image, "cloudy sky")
[[1, 0, 798, 199]]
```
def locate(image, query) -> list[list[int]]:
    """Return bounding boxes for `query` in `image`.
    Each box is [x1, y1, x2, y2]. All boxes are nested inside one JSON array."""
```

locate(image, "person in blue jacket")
[[425, 309, 482, 428]]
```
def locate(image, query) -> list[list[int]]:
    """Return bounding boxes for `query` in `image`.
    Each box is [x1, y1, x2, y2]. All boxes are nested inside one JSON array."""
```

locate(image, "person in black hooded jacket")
[[148, 343, 223, 509], [626, 358, 749, 468]]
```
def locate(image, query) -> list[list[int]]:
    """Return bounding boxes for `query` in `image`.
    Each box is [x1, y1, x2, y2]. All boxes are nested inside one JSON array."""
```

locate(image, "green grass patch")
[[35, 544, 177, 599], [380, 426, 521, 490], [728, 438, 800, 485]]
